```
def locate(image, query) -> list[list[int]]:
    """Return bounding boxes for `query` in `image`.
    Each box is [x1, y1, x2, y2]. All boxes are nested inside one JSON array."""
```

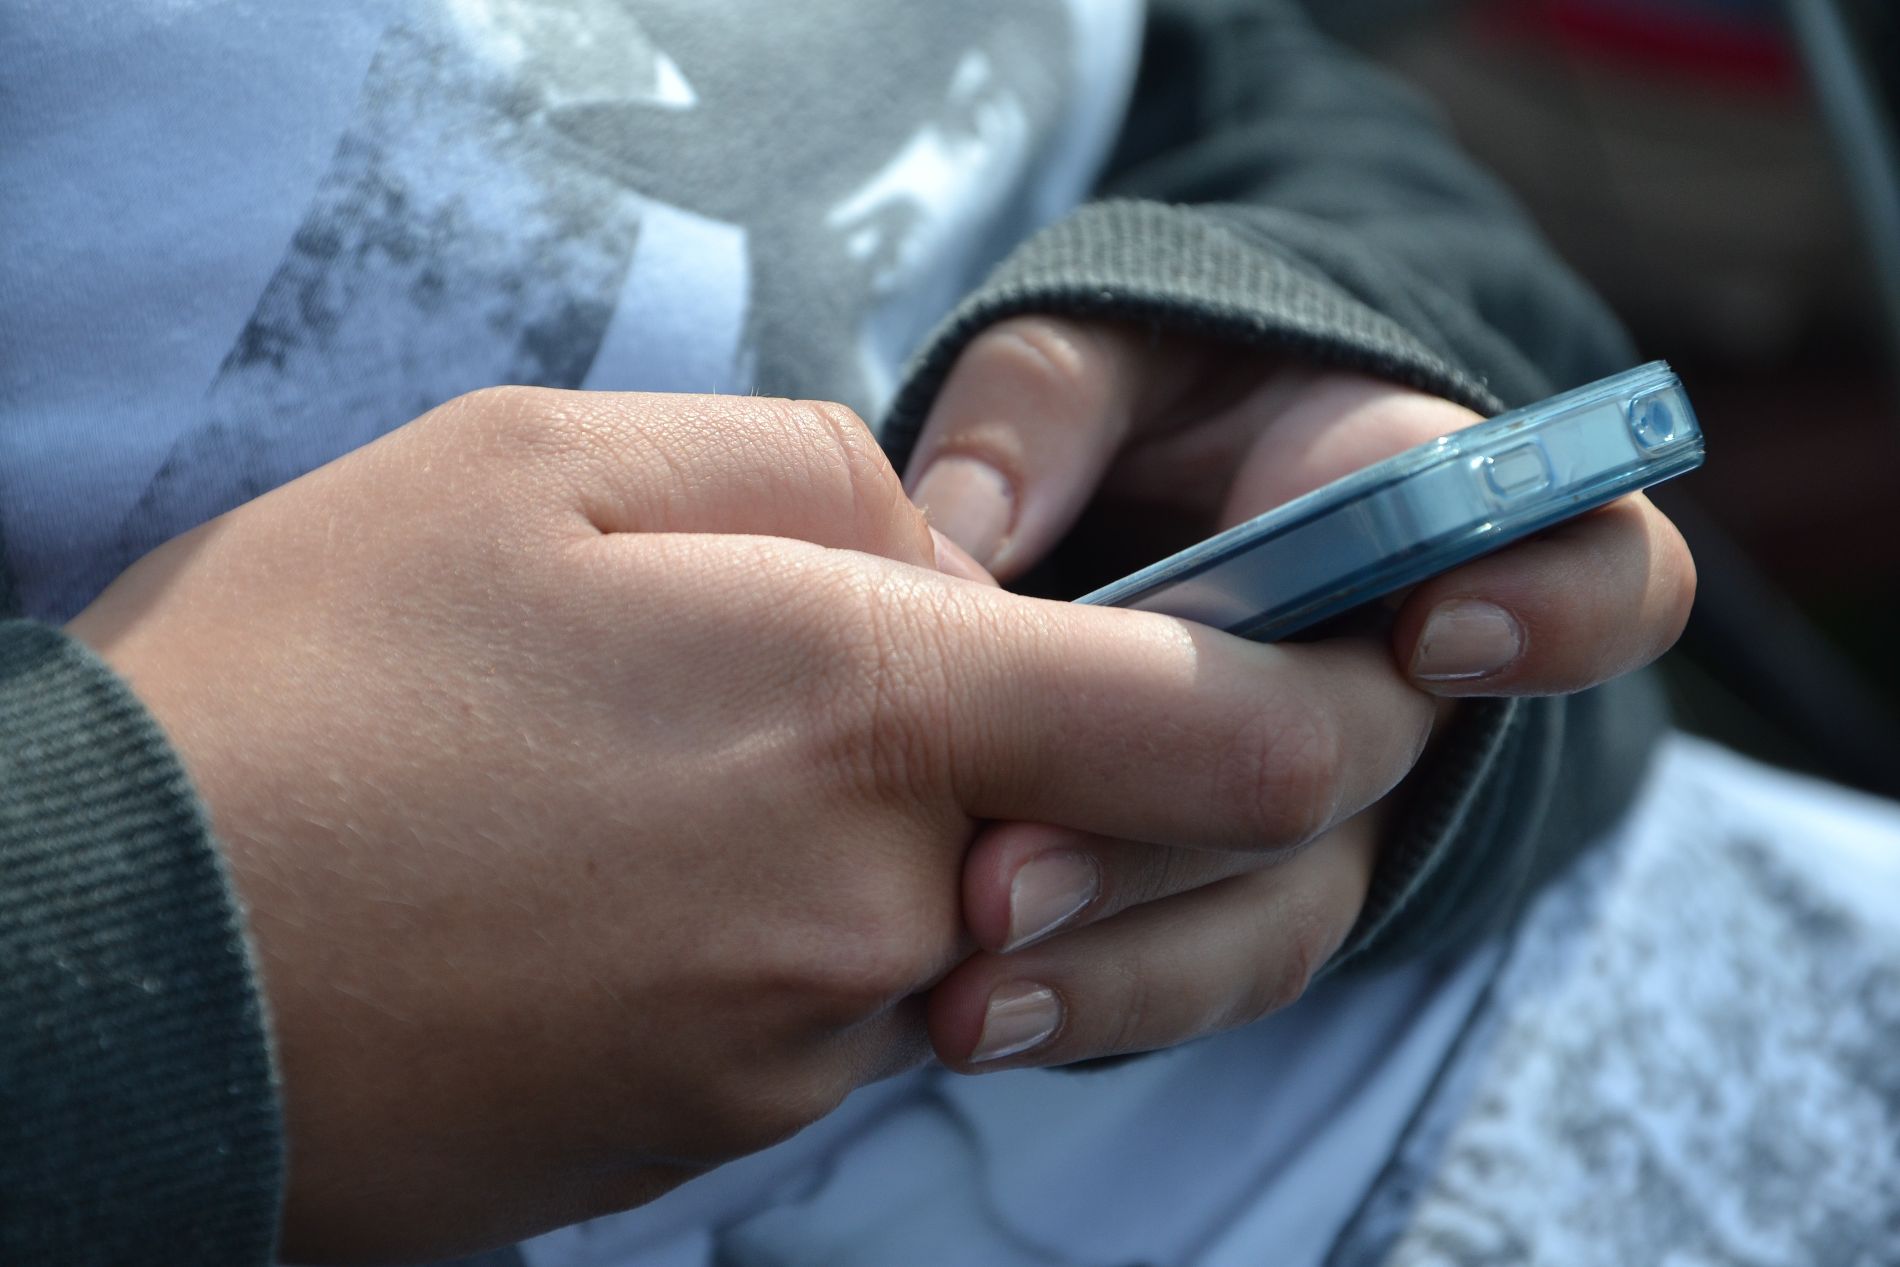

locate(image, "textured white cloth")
[[1339, 735, 1900, 1265], [521, 903, 1495, 1267]]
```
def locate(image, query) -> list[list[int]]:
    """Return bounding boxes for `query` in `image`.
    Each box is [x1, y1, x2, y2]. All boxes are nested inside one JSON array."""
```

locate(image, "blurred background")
[[1304, 0, 1900, 794]]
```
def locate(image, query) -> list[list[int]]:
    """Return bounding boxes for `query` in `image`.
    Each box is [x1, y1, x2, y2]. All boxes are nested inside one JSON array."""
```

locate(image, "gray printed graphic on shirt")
[[94, 0, 1107, 609], [574, 1, 1075, 412]]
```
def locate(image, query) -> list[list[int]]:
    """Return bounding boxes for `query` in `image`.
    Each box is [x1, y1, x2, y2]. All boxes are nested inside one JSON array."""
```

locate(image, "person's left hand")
[[906, 316, 1696, 1071]]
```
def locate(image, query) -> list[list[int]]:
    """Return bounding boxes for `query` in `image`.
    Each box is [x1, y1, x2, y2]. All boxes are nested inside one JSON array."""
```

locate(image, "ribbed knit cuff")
[[0, 620, 281, 1264], [881, 198, 1505, 471], [1327, 696, 1539, 973]]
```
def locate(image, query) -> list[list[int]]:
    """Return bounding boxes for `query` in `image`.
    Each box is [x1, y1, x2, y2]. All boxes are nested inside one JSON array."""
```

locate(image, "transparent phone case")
[[1079, 361, 1704, 641]]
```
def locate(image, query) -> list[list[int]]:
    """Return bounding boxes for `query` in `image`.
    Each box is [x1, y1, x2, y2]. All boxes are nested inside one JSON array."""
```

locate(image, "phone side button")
[[1482, 442, 1553, 500]]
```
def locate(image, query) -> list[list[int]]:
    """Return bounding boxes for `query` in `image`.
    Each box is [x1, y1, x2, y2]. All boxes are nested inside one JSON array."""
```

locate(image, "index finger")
[[924, 586, 1436, 852]]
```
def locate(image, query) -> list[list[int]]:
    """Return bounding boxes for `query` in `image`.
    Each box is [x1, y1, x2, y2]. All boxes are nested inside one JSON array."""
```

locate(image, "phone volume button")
[[1482, 442, 1553, 500]]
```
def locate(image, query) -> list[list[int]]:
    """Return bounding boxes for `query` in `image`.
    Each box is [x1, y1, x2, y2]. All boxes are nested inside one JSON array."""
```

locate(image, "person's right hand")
[[68, 387, 1432, 1263]]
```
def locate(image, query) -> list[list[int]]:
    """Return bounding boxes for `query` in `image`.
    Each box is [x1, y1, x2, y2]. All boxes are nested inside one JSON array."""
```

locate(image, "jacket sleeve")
[[0, 619, 282, 1263], [881, 0, 1668, 970]]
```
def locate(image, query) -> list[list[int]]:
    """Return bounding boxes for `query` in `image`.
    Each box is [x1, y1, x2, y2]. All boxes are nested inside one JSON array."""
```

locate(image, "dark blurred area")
[[1305, 0, 1900, 795]]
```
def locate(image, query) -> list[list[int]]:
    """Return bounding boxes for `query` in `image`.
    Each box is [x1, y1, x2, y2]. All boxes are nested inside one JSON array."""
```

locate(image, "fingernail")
[[929, 527, 996, 585], [912, 456, 1013, 568], [1411, 601, 1524, 681], [1003, 851, 1100, 952], [971, 983, 1062, 1064]]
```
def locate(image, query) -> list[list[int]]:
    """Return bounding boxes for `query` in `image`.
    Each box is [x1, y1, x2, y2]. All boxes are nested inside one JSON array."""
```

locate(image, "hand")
[[907, 318, 1695, 1071], [69, 387, 1433, 1261]]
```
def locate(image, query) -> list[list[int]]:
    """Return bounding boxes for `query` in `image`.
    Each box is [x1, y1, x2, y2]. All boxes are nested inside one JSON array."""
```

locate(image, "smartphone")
[[1077, 361, 1703, 641]]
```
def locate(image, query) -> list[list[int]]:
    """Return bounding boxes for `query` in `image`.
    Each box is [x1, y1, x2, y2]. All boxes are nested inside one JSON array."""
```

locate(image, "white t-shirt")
[[2, 0, 1141, 618]]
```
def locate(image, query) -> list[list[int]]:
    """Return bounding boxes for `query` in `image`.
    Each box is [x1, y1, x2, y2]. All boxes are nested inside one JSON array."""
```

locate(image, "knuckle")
[[990, 318, 1095, 403], [1228, 707, 1345, 849], [1102, 956, 1159, 1057], [1226, 899, 1331, 1028], [447, 385, 631, 495], [779, 395, 872, 445], [819, 936, 933, 1019], [1272, 896, 1334, 1010], [779, 398, 924, 546], [838, 894, 953, 1012], [1122, 842, 1190, 910], [780, 398, 884, 486], [776, 903, 948, 1028], [455, 383, 572, 448], [433, 385, 610, 502]]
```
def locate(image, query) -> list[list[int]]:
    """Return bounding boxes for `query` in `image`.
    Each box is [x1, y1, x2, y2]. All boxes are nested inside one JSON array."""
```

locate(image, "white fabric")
[[521, 939, 1497, 1267]]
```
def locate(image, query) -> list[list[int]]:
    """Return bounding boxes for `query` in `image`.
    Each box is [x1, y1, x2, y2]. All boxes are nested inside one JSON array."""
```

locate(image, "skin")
[[67, 385, 1450, 1263], [904, 317, 1696, 1072]]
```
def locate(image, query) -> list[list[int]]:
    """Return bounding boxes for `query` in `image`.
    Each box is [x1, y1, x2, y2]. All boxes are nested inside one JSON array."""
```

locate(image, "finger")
[[930, 592, 1434, 852], [904, 317, 1161, 578], [959, 821, 1263, 954], [1217, 375, 1482, 527], [929, 814, 1379, 1070], [1396, 492, 1696, 695], [438, 387, 940, 569]]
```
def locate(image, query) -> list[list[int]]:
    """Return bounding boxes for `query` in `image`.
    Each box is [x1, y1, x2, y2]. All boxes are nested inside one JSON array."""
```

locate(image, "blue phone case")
[[1078, 362, 1703, 641]]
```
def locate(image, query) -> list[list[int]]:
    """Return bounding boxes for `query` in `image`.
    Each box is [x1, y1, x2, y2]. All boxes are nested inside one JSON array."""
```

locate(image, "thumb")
[[904, 317, 1154, 581]]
